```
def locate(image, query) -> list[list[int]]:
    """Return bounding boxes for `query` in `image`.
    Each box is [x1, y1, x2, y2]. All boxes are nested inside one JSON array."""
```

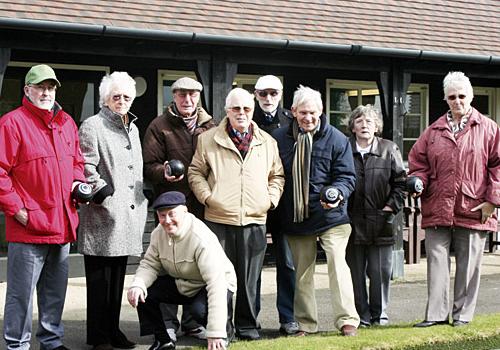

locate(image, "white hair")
[[99, 71, 136, 107], [291, 85, 323, 112], [443, 71, 473, 99], [224, 88, 255, 110]]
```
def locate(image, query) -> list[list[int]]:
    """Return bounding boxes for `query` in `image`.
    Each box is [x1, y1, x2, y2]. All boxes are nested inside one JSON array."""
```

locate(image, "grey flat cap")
[[171, 77, 203, 92]]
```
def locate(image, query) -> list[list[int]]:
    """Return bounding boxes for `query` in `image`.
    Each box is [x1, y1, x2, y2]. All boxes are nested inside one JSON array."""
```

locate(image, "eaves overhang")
[[1, 17, 499, 65]]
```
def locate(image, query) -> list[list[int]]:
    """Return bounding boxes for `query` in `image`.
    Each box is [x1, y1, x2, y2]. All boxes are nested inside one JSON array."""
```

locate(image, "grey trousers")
[[346, 244, 393, 325], [424, 226, 487, 322], [3, 242, 70, 350]]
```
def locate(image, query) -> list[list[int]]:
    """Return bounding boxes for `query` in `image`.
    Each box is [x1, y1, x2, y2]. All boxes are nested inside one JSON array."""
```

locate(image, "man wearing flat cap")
[[127, 191, 236, 350], [142, 76, 215, 340], [0, 64, 85, 350]]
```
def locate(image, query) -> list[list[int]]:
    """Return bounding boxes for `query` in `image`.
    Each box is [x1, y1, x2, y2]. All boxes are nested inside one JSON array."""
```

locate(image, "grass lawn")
[[194, 313, 500, 350]]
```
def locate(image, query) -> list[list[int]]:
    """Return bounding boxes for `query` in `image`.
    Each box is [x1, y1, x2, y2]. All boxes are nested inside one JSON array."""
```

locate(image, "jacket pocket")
[[26, 204, 60, 234], [379, 211, 395, 238], [455, 182, 483, 221], [311, 149, 332, 183]]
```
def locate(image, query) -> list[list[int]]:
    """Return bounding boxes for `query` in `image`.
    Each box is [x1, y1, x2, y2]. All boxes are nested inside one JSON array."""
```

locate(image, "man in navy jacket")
[[273, 85, 360, 337]]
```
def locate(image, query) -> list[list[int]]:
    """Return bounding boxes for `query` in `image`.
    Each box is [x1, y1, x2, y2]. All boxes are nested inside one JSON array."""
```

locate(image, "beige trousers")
[[287, 224, 360, 333]]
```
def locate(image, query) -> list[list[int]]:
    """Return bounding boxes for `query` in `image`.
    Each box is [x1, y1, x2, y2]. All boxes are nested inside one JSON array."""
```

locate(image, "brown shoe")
[[340, 325, 357, 336], [293, 330, 308, 337]]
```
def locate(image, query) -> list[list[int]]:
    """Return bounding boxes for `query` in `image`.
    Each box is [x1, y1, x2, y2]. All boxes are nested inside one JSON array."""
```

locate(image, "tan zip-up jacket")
[[188, 117, 285, 226]]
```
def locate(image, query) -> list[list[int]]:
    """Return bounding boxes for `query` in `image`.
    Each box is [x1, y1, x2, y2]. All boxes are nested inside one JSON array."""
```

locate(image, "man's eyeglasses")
[[447, 94, 466, 101], [230, 106, 253, 113], [256, 90, 279, 98], [29, 84, 57, 93], [112, 94, 132, 102]]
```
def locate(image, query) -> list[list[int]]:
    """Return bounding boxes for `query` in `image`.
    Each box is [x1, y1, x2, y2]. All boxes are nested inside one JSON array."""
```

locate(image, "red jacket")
[[0, 97, 85, 243], [409, 108, 500, 231]]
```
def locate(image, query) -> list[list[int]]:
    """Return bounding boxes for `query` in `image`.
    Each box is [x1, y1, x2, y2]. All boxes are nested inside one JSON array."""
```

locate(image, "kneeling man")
[[127, 191, 236, 350]]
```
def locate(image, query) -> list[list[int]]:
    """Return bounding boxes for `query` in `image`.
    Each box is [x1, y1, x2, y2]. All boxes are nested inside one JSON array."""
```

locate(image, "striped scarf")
[[292, 119, 320, 223], [172, 104, 198, 135]]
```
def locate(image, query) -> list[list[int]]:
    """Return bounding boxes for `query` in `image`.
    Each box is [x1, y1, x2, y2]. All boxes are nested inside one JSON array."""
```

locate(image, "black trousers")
[[137, 275, 234, 338], [205, 221, 267, 337], [84, 255, 128, 345]]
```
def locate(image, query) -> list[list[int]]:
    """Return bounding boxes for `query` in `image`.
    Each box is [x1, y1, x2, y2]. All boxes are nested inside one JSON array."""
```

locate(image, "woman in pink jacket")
[[409, 71, 500, 328]]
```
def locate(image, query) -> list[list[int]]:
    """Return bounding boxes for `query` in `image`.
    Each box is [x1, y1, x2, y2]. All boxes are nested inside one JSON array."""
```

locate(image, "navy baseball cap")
[[153, 191, 186, 210]]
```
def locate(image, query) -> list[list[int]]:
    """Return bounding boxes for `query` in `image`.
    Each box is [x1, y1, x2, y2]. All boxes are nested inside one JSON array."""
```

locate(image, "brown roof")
[[0, 0, 499, 57]]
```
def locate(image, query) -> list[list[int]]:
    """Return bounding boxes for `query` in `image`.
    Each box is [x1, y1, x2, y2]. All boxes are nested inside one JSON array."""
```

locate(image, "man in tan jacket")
[[188, 88, 285, 341], [127, 191, 236, 350]]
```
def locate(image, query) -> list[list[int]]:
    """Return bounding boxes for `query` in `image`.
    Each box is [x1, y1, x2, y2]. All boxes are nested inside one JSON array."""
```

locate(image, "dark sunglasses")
[[447, 94, 466, 101], [112, 94, 132, 102], [257, 90, 279, 98]]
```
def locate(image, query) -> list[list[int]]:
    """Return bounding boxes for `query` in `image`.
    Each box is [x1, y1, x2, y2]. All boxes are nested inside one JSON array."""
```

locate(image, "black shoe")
[[414, 320, 449, 328], [91, 345, 113, 350], [453, 320, 470, 327], [148, 339, 175, 350], [111, 331, 136, 349], [279, 321, 300, 335], [236, 329, 260, 341], [53, 346, 71, 350]]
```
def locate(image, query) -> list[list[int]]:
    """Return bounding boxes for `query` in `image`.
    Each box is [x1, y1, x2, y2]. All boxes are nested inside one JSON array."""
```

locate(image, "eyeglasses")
[[112, 94, 132, 102], [29, 84, 57, 92], [230, 106, 253, 113], [447, 94, 466, 101], [256, 90, 279, 98]]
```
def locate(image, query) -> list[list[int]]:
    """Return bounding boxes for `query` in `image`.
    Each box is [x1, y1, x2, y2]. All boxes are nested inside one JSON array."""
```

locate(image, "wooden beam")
[[0, 47, 11, 92], [211, 55, 237, 122]]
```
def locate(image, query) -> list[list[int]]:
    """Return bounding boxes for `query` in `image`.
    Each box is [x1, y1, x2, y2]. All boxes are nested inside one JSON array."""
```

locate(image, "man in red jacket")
[[0, 64, 85, 350]]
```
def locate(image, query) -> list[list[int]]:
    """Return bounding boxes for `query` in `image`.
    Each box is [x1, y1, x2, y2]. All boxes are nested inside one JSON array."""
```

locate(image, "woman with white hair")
[[345, 105, 406, 327], [78, 72, 148, 350], [273, 85, 360, 337], [409, 71, 500, 328]]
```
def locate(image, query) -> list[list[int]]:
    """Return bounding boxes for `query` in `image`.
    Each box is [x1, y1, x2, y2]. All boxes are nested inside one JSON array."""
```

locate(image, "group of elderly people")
[[1, 64, 498, 350]]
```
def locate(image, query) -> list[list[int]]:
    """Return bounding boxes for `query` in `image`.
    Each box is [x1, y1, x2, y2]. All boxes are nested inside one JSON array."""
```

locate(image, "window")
[[157, 70, 198, 115], [326, 79, 429, 159], [472, 86, 495, 119]]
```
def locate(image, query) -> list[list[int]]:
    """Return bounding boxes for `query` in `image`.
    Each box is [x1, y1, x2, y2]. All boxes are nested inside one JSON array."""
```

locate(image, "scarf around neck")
[[292, 118, 320, 223], [227, 121, 253, 159], [172, 104, 198, 135]]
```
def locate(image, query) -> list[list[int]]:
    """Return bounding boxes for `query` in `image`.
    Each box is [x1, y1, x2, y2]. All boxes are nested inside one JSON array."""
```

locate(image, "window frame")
[[325, 79, 429, 159]]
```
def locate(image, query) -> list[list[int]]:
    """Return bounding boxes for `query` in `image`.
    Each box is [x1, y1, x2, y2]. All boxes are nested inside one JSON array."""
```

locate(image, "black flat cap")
[[152, 191, 186, 210]]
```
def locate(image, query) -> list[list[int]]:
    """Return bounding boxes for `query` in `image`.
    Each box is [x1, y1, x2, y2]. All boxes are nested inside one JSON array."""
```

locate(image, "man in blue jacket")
[[273, 85, 359, 337]]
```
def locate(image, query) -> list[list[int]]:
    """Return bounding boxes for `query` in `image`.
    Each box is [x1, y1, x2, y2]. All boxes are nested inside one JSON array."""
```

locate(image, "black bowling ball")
[[165, 159, 185, 177], [406, 176, 424, 194], [320, 186, 341, 205], [72, 183, 93, 203]]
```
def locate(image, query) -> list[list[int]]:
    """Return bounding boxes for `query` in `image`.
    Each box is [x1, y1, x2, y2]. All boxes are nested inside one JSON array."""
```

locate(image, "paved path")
[[1, 252, 499, 349]]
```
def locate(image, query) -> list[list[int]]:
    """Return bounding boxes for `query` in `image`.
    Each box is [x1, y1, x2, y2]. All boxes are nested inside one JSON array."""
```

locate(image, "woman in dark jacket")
[[346, 105, 406, 327]]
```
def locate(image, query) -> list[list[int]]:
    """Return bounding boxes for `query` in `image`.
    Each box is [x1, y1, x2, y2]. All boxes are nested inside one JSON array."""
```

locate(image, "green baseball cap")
[[25, 64, 61, 87]]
